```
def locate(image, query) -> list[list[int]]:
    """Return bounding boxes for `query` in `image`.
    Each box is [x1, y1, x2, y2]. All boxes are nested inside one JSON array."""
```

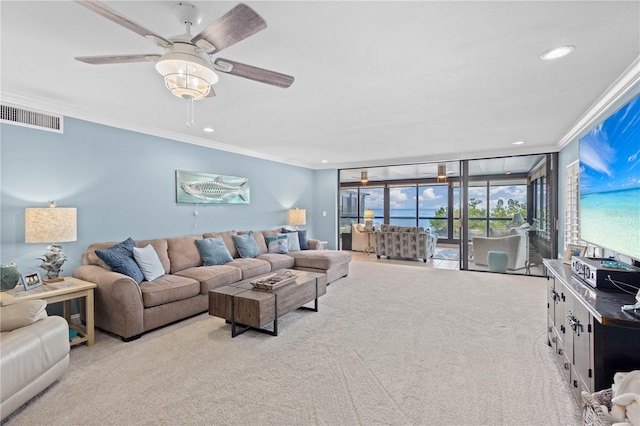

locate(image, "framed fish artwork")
[[176, 170, 250, 204]]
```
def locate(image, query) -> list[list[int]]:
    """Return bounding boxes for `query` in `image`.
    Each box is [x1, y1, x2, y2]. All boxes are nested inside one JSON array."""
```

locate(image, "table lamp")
[[25, 201, 77, 282], [364, 210, 375, 231], [288, 208, 306, 230]]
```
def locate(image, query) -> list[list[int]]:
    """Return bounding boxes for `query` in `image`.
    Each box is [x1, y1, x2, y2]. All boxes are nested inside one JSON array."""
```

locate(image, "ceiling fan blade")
[[214, 58, 294, 88], [74, 0, 172, 48], [191, 4, 267, 53], [75, 54, 161, 65]]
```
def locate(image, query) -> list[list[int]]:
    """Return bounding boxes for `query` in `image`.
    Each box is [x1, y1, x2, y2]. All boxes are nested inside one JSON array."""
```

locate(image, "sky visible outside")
[[580, 94, 640, 195], [361, 183, 526, 213]]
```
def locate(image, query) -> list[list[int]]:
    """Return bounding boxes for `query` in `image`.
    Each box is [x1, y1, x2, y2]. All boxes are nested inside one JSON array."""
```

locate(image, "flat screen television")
[[579, 92, 640, 261]]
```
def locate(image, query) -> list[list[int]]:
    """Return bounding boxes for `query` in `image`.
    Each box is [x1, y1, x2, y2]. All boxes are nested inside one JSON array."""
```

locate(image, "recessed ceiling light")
[[540, 45, 575, 61], [321, 160, 328, 163], [203, 127, 215, 133], [512, 140, 525, 145]]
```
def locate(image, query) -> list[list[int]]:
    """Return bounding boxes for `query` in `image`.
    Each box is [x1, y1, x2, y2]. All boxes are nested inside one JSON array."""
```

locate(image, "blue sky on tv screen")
[[579, 93, 640, 195]]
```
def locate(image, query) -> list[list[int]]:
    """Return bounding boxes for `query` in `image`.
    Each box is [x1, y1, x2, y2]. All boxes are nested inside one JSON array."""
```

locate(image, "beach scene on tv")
[[579, 93, 640, 261]]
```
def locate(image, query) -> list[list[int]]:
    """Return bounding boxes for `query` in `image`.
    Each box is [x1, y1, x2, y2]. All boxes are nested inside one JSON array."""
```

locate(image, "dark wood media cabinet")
[[543, 259, 640, 402]]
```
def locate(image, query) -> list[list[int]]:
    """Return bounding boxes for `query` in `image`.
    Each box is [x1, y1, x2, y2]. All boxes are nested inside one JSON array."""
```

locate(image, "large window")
[[339, 187, 384, 233], [419, 184, 449, 238], [466, 179, 527, 239], [389, 185, 417, 226]]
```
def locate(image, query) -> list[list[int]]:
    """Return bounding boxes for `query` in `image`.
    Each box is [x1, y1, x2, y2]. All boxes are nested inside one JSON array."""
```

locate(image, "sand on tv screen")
[[579, 92, 640, 261]]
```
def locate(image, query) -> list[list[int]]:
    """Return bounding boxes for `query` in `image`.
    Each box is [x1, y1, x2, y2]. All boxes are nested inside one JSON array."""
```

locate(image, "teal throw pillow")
[[266, 235, 289, 254], [96, 237, 144, 284], [231, 232, 260, 258], [132, 244, 165, 281], [195, 237, 234, 265]]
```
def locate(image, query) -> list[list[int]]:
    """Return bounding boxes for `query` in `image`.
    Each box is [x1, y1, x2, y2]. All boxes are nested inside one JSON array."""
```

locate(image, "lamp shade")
[[25, 206, 77, 243], [288, 208, 306, 226], [155, 47, 218, 100], [364, 209, 375, 219], [512, 213, 525, 223]]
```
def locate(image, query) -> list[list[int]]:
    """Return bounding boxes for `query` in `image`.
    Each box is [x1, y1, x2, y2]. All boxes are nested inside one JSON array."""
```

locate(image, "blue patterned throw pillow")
[[266, 235, 289, 254], [96, 237, 144, 284]]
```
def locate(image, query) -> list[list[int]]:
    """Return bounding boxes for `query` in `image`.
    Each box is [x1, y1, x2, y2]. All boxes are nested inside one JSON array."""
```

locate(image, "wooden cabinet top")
[[543, 259, 640, 329]]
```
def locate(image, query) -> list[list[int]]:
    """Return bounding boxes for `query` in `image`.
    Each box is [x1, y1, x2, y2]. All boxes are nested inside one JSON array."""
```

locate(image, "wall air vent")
[[1, 104, 63, 133]]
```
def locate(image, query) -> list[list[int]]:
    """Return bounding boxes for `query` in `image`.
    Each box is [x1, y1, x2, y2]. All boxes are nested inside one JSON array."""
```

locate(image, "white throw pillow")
[[133, 245, 165, 282], [281, 232, 301, 252]]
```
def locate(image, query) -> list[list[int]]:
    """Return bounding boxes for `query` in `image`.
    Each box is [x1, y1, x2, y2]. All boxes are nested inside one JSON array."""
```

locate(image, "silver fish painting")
[[176, 170, 250, 204]]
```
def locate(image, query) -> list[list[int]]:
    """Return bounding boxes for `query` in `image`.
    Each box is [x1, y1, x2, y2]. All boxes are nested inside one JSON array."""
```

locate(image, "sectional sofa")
[[73, 229, 351, 341]]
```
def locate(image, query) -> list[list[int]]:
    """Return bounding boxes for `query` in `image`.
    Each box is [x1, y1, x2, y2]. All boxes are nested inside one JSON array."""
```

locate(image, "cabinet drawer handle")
[[557, 348, 563, 355], [564, 363, 570, 370], [573, 380, 578, 388]]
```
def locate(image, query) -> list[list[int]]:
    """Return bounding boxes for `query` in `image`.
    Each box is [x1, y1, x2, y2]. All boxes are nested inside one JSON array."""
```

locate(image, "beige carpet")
[[3, 260, 581, 425]]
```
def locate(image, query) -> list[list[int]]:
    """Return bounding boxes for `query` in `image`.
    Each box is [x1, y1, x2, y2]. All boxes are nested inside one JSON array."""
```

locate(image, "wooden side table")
[[364, 231, 376, 255], [0, 277, 96, 346]]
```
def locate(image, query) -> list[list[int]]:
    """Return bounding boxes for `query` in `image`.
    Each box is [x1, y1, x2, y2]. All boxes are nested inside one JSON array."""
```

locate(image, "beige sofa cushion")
[[167, 236, 203, 274], [138, 274, 200, 308], [227, 258, 271, 279], [256, 253, 295, 270], [174, 265, 242, 293], [287, 250, 352, 270]]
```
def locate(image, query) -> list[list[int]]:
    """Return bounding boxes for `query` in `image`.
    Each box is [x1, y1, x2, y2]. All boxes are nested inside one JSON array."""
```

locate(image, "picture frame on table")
[[563, 244, 587, 264], [21, 271, 43, 291]]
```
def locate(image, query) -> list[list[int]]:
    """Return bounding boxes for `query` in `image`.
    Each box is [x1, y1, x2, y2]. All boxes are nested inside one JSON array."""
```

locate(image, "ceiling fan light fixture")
[[437, 164, 447, 183], [155, 48, 218, 100], [360, 170, 368, 186]]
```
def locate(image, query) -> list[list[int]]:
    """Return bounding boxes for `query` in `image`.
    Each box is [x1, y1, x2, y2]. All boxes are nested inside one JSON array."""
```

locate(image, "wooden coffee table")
[[208, 269, 326, 337]]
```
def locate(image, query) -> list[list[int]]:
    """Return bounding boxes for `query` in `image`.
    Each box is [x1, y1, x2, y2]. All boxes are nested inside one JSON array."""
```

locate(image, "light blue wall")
[[1, 117, 334, 275], [312, 169, 339, 249]]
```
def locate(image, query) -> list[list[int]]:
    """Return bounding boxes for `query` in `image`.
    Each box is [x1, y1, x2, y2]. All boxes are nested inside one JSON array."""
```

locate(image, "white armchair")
[[472, 231, 528, 271], [351, 224, 371, 252], [1, 300, 70, 420]]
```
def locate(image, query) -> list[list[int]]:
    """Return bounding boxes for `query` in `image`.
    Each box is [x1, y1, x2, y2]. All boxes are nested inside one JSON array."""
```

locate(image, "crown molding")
[[558, 55, 640, 148], [0, 91, 313, 170]]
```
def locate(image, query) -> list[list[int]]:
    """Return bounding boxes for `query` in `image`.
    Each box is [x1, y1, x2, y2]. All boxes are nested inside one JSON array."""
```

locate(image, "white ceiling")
[[2, 1, 639, 174]]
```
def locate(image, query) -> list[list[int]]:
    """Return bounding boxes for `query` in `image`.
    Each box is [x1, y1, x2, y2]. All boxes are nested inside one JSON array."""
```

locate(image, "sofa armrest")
[[0, 300, 48, 332], [308, 239, 327, 250], [73, 265, 145, 338]]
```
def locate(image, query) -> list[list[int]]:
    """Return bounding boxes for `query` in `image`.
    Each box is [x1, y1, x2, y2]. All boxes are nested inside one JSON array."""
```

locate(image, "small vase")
[[1, 263, 21, 291]]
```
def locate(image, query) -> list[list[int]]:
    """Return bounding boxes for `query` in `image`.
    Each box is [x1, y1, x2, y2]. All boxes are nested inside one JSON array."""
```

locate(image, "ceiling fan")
[[74, 0, 294, 125]]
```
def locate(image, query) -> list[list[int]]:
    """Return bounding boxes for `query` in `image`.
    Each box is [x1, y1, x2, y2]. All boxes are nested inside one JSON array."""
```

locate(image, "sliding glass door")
[[464, 154, 557, 276]]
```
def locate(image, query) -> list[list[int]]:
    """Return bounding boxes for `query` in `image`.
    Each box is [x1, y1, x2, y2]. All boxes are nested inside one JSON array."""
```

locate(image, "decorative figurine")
[[38, 244, 67, 280]]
